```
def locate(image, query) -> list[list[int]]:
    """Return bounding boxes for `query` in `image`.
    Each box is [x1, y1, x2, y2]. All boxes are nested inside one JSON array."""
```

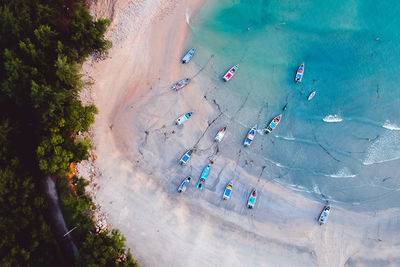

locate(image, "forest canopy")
[[0, 0, 138, 266]]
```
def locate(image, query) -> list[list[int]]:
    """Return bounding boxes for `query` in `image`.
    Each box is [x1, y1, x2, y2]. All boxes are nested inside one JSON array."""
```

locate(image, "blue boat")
[[223, 182, 233, 200], [262, 114, 282, 134], [295, 62, 305, 83], [179, 150, 193, 165], [178, 176, 192, 193], [197, 165, 211, 190], [318, 205, 331, 225]]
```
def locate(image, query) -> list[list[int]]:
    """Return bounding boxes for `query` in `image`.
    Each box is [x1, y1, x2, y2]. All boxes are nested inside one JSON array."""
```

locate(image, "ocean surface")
[[185, 0, 400, 211]]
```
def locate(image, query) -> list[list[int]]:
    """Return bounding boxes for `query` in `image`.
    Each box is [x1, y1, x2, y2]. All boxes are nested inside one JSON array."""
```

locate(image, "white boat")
[[308, 90, 316, 101], [244, 124, 257, 147], [182, 48, 196, 63], [214, 126, 227, 142], [295, 62, 305, 83], [175, 112, 193, 125], [262, 114, 282, 134], [318, 205, 331, 225], [223, 64, 239, 82], [172, 78, 191, 91]]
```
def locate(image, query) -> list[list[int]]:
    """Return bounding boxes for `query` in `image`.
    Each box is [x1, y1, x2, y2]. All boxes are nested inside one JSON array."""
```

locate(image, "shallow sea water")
[[184, 0, 400, 210]]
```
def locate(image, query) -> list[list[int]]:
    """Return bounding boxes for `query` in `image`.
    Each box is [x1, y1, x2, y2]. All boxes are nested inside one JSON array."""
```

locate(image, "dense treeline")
[[0, 0, 138, 266]]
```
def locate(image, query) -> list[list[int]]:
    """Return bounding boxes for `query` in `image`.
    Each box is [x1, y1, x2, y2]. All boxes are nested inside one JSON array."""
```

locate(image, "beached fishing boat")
[[214, 126, 227, 142], [223, 64, 239, 82], [175, 112, 193, 125], [179, 149, 193, 165], [197, 165, 211, 190], [223, 181, 233, 200], [247, 189, 257, 209], [244, 124, 257, 147], [262, 114, 282, 134], [308, 90, 316, 101], [181, 48, 196, 64], [318, 205, 331, 225], [295, 62, 305, 83], [178, 176, 192, 193], [172, 78, 191, 91]]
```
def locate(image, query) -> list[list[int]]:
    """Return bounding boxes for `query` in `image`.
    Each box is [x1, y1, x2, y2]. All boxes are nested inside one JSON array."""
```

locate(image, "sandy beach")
[[78, 0, 400, 266]]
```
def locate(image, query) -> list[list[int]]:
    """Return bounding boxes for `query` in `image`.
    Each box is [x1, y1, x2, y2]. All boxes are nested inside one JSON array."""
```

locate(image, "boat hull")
[[223, 64, 239, 82], [182, 48, 196, 64], [244, 125, 257, 146], [295, 63, 305, 83]]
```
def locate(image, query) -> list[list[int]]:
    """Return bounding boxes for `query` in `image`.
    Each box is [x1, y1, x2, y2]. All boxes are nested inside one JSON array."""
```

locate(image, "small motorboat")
[[223, 64, 239, 82], [318, 205, 331, 225], [295, 62, 305, 83], [175, 112, 193, 125], [244, 124, 257, 147], [223, 182, 233, 200], [179, 149, 193, 165], [282, 104, 287, 111], [247, 189, 257, 209], [308, 90, 316, 101], [178, 176, 192, 193], [172, 78, 191, 91], [262, 114, 282, 134], [197, 165, 211, 190], [181, 48, 196, 64], [214, 126, 227, 142]]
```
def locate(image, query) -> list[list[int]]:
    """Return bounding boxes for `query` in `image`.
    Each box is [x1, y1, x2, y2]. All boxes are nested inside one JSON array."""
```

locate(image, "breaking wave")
[[325, 168, 356, 178], [363, 131, 400, 165], [186, 8, 191, 24], [322, 115, 343, 123], [382, 120, 400, 130]]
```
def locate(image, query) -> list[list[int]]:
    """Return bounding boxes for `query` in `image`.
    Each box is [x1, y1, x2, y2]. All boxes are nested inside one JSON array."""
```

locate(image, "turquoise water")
[[185, 0, 400, 210]]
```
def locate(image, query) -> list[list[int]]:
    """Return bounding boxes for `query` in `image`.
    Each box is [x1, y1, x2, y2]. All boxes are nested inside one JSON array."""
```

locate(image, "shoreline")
[[78, 0, 400, 266]]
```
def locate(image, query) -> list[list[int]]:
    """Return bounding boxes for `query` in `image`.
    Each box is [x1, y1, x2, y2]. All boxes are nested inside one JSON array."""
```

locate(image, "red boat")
[[223, 64, 239, 82]]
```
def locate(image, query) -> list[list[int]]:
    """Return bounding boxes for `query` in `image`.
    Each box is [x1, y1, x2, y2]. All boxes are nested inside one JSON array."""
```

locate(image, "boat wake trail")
[[322, 115, 343, 123]]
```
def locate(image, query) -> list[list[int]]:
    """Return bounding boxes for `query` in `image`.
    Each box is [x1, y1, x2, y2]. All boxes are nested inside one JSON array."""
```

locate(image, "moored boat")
[[244, 124, 257, 146], [179, 149, 193, 165], [262, 114, 282, 134], [318, 205, 331, 225], [172, 78, 191, 91], [223, 182, 233, 200], [223, 64, 239, 82], [247, 189, 257, 209], [295, 62, 305, 83], [178, 176, 192, 193], [197, 165, 211, 190], [175, 112, 193, 125], [308, 90, 316, 101], [214, 126, 227, 142], [181, 48, 196, 63]]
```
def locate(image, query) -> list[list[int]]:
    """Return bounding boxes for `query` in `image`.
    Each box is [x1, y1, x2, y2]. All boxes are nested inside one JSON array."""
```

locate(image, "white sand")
[[79, 0, 400, 266]]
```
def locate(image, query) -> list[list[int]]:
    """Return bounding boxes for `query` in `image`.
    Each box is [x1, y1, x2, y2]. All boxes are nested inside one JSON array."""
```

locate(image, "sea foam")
[[325, 167, 356, 178], [322, 115, 343, 123], [382, 120, 400, 130], [363, 131, 400, 165]]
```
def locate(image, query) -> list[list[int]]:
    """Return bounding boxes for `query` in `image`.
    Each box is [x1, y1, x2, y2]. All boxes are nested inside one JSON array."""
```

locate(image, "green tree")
[[79, 230, 139, 267]]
